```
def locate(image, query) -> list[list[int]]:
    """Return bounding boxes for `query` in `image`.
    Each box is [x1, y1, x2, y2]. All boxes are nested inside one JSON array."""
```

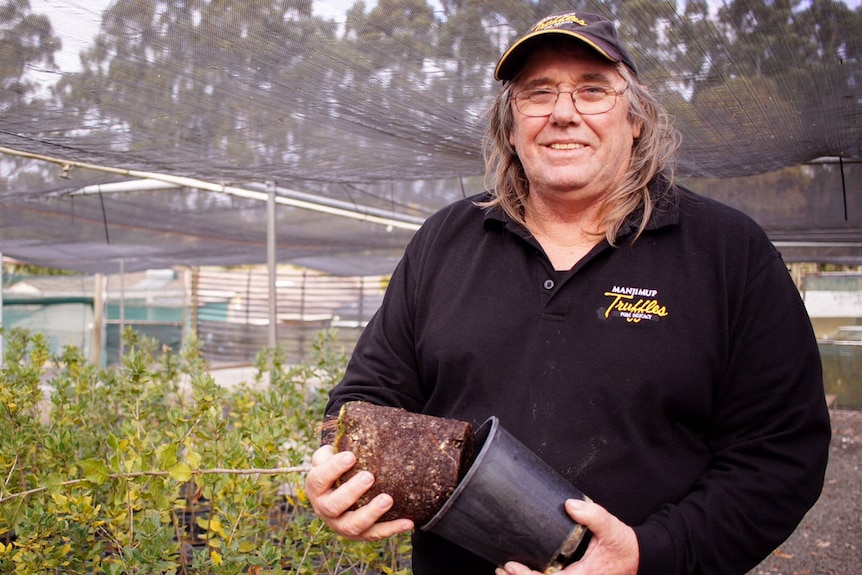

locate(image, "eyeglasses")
[[512, 86, 627, 117]]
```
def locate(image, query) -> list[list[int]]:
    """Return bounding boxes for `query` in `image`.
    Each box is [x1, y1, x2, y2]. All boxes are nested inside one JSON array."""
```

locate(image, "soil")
[[331, 402, 474, 524], [748, 408, 862, 575]]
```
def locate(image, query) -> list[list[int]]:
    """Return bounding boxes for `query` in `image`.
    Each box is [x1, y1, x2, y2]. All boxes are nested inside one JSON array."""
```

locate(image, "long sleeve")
[[634, 254, 831, 575], [325, 232, 428, 416]]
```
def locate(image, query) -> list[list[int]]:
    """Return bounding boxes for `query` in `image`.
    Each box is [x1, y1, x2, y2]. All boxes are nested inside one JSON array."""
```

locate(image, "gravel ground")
[[749, 408, 862, 575]]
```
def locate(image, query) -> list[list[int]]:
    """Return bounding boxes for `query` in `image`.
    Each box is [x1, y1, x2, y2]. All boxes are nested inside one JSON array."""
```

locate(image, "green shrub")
[[0, 327, 412, 574]]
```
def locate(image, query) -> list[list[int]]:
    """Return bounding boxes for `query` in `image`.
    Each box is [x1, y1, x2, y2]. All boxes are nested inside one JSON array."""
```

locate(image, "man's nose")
[[550, 91, 582, 124]]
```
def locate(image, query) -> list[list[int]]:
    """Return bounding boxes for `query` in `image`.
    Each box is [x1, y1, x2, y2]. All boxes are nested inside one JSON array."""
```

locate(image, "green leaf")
[[46, 473, 64, 494], [185, 448, 202, 469], [168, 461, 193, 483], [157, 443, 179, 469], [80, 459, 110, 485], [152, 478, 171, 508]]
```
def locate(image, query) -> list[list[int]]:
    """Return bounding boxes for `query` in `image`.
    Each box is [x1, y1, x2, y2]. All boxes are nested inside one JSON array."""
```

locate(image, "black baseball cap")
[[495, 11, 639, 81]]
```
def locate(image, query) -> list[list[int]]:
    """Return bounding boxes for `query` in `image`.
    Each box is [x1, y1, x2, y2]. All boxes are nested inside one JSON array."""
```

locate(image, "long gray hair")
[[481, 57, 681, 244]]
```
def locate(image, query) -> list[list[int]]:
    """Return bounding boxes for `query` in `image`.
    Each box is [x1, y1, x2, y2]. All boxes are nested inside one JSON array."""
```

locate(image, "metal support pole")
[[91, 273, 104, 366], [187, 267, 197, 338], [267, 182, 277, 350], [0, 252, 4, 368], [118, 259, 125, 359]]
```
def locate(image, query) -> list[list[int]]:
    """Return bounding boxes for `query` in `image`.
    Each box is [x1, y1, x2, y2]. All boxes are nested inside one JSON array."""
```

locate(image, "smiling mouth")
[[549, 143, 585, 150]]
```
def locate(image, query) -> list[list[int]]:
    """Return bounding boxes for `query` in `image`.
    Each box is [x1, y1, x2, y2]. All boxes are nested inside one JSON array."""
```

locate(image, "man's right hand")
[[304, 444, 415, 541]]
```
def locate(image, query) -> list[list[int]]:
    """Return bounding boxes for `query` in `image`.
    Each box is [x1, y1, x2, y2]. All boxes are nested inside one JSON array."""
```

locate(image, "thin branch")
[[0, 465, 310, 504]]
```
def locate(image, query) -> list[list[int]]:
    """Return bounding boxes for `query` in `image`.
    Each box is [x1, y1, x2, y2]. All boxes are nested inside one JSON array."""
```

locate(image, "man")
[[305, 11, 831, 575]]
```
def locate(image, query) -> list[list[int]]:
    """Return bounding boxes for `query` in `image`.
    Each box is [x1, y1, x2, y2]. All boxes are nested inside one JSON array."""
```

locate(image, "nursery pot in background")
[[421, 416, 590, 573]]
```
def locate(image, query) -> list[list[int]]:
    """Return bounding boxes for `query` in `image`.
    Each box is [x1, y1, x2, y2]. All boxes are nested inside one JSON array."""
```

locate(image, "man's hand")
[[496, 498, 639, 575], [304, 444, 414, 541]]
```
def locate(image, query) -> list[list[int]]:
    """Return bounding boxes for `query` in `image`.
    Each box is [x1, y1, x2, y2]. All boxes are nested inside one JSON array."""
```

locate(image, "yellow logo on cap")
[[532, 13, 587, 32]]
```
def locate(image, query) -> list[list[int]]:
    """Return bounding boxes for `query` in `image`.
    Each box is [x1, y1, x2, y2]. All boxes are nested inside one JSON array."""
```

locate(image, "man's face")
[[509, 45, 641, 208]]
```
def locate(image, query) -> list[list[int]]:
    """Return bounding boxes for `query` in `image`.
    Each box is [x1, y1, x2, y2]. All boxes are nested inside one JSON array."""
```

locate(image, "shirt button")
[[543, 279, 555, 290]]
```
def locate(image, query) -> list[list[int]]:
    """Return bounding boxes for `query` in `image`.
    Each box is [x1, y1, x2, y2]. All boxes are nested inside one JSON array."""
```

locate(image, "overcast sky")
[[28, 0, 379, 71], [28, 0, 862, 73]]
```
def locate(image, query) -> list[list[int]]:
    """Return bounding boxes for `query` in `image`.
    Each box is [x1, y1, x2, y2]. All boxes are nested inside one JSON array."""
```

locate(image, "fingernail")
[[567, 498, 586, 510], [376, 494, 393, 509], [337, 451, 354, 465], [358, 471, 374, 486]]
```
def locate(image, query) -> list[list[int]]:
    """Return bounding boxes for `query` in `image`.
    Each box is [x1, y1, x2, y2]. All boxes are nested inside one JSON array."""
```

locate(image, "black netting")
[[1, 0, 860, 274]]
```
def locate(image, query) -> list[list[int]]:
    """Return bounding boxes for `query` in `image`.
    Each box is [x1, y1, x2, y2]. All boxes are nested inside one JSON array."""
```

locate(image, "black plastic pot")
[[421, 416, 589, 573]]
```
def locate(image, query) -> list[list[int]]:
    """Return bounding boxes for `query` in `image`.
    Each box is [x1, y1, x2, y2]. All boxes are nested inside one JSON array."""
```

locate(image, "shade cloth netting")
[[1, 0, 860, 275]]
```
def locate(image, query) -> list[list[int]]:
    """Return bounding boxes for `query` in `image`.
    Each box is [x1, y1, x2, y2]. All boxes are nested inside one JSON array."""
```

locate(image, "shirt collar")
[[617, 177, 681, 239], [482, 177, 681, 240]]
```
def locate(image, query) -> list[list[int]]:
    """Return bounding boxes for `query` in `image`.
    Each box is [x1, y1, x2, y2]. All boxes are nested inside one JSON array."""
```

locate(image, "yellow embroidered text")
[[603, 292, 668, 323]]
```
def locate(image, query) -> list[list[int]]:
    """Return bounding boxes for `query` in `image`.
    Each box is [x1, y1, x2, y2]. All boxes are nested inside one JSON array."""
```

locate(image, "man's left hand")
[[496, 498, 639, 575]]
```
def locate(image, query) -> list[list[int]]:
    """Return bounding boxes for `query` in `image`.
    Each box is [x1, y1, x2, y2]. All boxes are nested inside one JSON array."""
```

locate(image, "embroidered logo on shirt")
[[601, 285, 668, 323]]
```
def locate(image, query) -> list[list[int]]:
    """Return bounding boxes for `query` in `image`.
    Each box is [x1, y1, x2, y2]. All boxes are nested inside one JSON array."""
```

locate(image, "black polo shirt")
[[326, 183, 830, 575]]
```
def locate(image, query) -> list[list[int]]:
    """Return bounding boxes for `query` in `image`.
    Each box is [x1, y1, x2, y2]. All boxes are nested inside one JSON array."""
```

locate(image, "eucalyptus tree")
[[0, 0, 63, 194], [709, 0, 861, 168], [54, 0, 343, 185], [0, 0, 60, 111]]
